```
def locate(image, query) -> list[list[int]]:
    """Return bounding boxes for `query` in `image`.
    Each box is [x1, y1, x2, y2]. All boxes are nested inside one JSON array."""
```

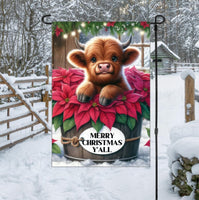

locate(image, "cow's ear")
[[67, 50, 87, 68], [123, 47, 139, 66]]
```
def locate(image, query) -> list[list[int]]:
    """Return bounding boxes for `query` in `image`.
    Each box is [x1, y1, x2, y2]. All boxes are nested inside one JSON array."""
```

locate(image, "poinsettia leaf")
[[52, 143, 61, 154], [52, 102, 64, 117], [75, 111, 90, 131], [127, 117, 136, 130], [99, 106, 115, 114], [115, 104, 127, 115], [100, 112, 115, 130], [146, 128, 150, 137], [63, 116, 75, 132], [144, 140, 150, 147], [63, 106, 75, 121], [53, 114, 63, 131], [140, 102, 150, 120], [91, 119, 104, 132], [52, 90, 64, 101], [126, 92, 142, 103], [71, 75, 84, 83], [126, 102, 137, 119], [90, 107, 100, 123], [52, 139, 57, 143], [116, 114, 127, 124], [135, 102, 142, 114], [78, 103, 92, 114]]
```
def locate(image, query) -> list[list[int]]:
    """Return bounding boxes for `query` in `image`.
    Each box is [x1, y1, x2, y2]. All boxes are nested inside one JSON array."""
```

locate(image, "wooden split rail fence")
[[174, 63, 199, 72], [0, 65, 51, 150]]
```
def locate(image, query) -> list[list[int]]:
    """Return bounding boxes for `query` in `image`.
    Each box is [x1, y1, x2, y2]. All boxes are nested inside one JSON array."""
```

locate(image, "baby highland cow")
[[67, 36, 139, 106]]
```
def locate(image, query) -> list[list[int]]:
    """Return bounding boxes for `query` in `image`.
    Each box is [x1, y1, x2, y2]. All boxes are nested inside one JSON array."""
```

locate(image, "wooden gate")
[[0, 66, 51, 150]]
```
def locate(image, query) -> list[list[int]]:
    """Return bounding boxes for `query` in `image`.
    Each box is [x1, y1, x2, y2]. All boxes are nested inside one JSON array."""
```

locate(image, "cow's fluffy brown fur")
[[67, 36, 139, 106]]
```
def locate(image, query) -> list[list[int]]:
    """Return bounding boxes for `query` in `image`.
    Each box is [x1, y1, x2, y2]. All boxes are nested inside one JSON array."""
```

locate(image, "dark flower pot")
[[61, 115, 142, 163]]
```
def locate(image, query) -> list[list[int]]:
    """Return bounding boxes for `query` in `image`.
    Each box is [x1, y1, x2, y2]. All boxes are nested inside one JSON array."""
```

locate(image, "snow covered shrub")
[[168, 121, 199, 199], [171, 156, 199, 198]]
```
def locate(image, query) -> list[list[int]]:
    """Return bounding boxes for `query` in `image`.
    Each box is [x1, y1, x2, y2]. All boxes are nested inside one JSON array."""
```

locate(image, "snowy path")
[[0, 73, 199, 200]]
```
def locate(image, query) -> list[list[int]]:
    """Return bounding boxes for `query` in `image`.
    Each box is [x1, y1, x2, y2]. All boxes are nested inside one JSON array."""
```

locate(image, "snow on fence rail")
[[157, 63, 199, 74], [0, 65, 51, 150], [174, 63, 199, 73]]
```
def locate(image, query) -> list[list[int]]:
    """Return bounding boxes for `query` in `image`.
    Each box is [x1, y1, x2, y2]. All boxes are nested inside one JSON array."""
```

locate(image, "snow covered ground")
[[0, 72, 199, 200]]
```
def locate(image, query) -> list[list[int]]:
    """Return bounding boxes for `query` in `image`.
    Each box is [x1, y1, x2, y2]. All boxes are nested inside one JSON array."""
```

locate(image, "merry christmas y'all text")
[[81, 132, 123, 153]]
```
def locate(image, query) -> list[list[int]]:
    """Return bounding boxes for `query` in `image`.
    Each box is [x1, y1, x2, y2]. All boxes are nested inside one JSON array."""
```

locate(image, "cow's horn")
[[121, 36, 132, 49], [75, 38, 85, 50]]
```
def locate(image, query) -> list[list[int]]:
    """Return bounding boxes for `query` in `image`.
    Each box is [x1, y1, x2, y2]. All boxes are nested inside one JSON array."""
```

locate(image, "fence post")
[[185, 75, 195, 122], [45, 65, 49, 133], [31, 69, 34, 132], [7, 71, 11, 140], [174, 63, 177, 73]]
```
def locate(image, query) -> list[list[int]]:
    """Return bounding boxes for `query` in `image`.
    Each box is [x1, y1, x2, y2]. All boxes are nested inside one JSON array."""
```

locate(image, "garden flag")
[[52, 22, 151, 167]]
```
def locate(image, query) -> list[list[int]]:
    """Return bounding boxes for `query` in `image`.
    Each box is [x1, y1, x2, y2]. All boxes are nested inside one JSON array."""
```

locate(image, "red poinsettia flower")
[[70, 95, 100, 130], [144, 140, 150, 147], [55, 26, 63, 37], [68, 89, 142, 130], [69, 68, 85, 86], [139, 76, 150, 106], [125, 67, 144, 91], [77, 95, 100, 123], [52, 139, 57, 143], [116, 90, 142, 120], [125, 67, 150, 107], [107, 22, 116, 27], [129, 68, 150, 93], [140, 21, 149, 29], [52, 84, 78, 121], [52, 68, 84, 87], [69, 94, 116, 130]]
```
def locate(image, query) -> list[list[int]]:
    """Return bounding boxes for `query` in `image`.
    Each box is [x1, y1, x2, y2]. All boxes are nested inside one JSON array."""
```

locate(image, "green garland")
[[52, 21, 150, 37]]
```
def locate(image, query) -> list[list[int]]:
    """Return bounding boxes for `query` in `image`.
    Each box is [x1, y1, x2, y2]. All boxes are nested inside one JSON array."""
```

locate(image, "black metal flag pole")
[[151, 15, 165, 200]]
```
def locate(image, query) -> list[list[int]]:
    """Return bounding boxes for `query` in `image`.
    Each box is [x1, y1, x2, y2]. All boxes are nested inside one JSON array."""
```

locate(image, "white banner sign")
[[79, 126, 125, 155]]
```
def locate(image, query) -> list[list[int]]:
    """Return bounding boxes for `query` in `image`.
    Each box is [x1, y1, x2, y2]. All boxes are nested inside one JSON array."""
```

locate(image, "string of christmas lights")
[[52, 21, 150, 39]]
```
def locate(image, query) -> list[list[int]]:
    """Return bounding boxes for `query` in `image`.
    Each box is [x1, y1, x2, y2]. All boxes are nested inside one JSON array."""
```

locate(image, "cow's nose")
[[98, 63, 110, 72]]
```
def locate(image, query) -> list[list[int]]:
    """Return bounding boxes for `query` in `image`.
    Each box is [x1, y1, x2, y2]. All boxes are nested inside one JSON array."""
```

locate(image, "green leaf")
[[52, 143, 61, 154], [91, 119, 104, 132], [116, 114, 127, 124], [146, 128, 150, 137], [127, 117, 136, 130], [63, 117, 75, 132], [140, 102, 150, 120], [53, 114, 63, 131], [52, 101, 56, 109]]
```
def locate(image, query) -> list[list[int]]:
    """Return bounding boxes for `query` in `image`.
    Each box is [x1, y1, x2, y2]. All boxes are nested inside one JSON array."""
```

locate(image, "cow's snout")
[[98, 63, 111, 73]]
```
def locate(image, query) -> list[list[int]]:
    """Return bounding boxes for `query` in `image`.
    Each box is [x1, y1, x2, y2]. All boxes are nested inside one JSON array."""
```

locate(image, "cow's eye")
[[91, 57, 97, 63], [112, 56, 118, 62]]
